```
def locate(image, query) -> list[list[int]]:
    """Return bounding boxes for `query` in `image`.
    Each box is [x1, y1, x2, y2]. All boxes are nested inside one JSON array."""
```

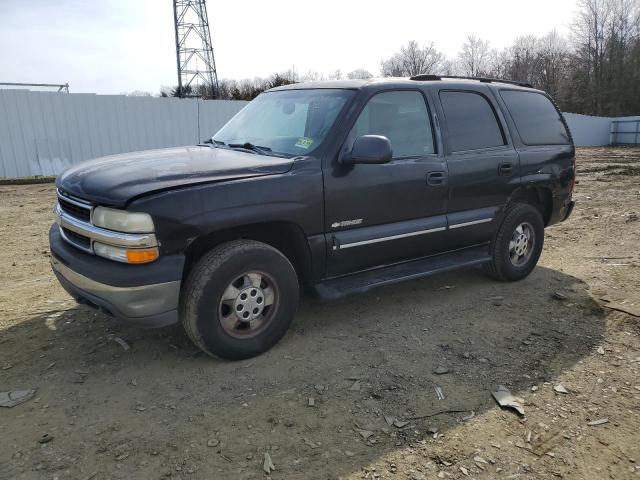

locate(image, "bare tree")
[[536, 31, 571, 98], [457, 34, 494, 76], [493, 31, 570, 97], [380, 54, 405, 77], [347, 68, 374, 79], [328, 69, 343, 80], [503, 35, 540, 83], [571, 0, 614, 112], [124, 90, 152, 97], [568, 0, 640, 114], [300, 70, 324, 82], [381, 40, 445, 76], [161, 1, 640, 116]]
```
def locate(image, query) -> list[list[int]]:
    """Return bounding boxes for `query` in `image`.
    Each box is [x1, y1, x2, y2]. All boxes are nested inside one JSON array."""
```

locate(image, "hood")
[[56, 146, 294, 207]]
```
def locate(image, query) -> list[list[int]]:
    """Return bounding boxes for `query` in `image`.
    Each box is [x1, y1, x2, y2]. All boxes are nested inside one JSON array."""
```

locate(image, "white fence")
[[610, 116, 640, 145], [0, 89, 637, 178], [563, 113, 613, 146], [0, 90, 247, 178], [563, 113, 640, 146]]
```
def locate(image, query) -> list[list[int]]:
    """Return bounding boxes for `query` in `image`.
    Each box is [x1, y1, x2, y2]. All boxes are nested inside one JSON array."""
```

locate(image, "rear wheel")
[[181, 240, 299, 360], [484, 203, 544, 281]]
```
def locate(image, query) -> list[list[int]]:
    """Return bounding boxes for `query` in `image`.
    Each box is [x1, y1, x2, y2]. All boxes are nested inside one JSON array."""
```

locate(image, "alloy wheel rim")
[[508, 221, 535, 267], [218, 271, 278, 338]]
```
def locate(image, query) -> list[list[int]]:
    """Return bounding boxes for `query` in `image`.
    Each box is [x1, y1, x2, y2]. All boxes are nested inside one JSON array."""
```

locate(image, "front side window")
[[213, 89, 354, 157], [500, 90, 570, 145], [348, 90, 435, 158], [439, 91, 506, 152]]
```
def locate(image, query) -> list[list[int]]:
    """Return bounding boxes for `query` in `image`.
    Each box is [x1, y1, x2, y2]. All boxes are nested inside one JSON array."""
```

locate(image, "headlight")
[[92, 206, 154, 233], [94, 242, 159, 264]]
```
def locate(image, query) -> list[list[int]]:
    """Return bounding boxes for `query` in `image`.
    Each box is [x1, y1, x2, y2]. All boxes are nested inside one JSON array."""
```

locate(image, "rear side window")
[[439, 91, 505, 152], [500, 90, 570, 145], [349, 90, 435, 158]]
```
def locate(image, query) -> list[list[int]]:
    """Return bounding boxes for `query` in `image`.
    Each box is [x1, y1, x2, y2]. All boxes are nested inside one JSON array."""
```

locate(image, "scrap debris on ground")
[[0, 147, 639, 479], [0, 389, 36, 408]]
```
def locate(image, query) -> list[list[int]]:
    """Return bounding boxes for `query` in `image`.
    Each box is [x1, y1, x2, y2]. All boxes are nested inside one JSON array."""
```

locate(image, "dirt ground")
[[1, 147, 639, 480]]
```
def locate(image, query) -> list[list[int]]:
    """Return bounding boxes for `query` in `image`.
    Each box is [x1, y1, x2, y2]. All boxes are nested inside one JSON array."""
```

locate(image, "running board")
[[312, 245, 491, 300]]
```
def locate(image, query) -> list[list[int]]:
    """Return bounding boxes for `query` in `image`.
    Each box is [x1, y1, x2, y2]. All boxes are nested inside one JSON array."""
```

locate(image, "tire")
[[484, 203, 544, 282], [181, 240, 299, 360]]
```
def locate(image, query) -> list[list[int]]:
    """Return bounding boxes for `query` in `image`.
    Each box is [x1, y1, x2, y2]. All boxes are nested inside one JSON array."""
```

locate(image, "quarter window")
[[500, 90, 570, 145], [439, 91, 506, 152], [349, 91, 435, 158]]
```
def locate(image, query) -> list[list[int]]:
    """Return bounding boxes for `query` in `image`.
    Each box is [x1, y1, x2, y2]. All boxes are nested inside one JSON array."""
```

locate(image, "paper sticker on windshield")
[[295, 137, 313, 149]]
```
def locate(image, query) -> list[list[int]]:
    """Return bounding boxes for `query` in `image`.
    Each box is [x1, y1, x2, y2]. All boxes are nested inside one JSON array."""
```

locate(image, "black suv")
[[50, 76, 576, 359]]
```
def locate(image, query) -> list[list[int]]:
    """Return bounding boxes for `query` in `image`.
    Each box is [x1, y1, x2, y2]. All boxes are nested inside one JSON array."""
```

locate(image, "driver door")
[[323, 90, 449, 276]]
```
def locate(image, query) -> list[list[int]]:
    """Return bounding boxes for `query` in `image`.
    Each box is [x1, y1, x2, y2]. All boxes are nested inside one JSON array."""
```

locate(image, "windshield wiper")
[[217, 141, 290, 158], [228, 142, 273, 155], [197, 139, 224, 148]]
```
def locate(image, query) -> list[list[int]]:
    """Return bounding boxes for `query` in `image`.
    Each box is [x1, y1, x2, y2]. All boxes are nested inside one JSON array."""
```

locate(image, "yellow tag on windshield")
[[295, 137, 313, 149]]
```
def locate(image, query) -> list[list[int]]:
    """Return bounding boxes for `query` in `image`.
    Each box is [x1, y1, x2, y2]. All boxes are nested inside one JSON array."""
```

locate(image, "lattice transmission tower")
[[172, 0, 220, 98]]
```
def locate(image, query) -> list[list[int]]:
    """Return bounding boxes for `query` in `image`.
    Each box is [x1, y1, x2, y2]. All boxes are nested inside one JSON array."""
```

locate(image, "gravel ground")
[[0, 147, 639, 480]]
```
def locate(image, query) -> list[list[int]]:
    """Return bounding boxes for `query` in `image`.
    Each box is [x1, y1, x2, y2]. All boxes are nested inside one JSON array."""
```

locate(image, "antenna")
[[172, 0, 220, 98]]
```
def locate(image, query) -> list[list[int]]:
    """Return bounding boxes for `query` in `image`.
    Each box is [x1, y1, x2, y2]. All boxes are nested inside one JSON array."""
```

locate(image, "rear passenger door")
[[435, 88, 519, 249]]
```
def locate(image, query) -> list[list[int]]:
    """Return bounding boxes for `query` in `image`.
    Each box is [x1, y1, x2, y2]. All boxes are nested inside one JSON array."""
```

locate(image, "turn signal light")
[[126, 248, 159, 264], [94, 242, 159, 264]]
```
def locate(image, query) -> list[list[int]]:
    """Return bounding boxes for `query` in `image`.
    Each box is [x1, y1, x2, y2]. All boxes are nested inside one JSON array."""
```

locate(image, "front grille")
[[62, 227, 91, 250], [58, 197, 91, 222]]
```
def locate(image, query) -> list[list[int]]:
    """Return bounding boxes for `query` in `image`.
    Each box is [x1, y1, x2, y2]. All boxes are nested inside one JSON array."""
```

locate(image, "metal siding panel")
[[14, 90, 41, 176], [78, 94, 100, 160], [150, 98, 167, 148], [72, 94, 95, 163], [94, 95, 111, 157], [30, 91, 54, 176], [100, 95, 118, 156], [187, 98, 200, 145], [38, 92, 59, 175], [126, 97, 144, 152], [0, 90, 248, 178], [50, 92, 74, 175], [138, 98, 152, 151], [103, 95, 121, 156], [2, 91, 27, 176], [47, 91, 70, 174], [165, 99, 177, 147], [62, 94, 85, 168], [0, 91, 20, 177], [28, 91, 55, 176], [139, 97, 156, 150], [114, 95, 132, 153]]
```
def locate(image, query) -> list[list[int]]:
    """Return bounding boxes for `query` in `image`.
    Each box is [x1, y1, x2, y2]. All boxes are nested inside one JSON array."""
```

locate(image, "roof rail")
[[409, 74, 533, 88]]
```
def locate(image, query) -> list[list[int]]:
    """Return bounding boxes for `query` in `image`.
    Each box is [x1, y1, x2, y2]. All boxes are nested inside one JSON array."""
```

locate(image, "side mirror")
[[346, 135, 392, 165]]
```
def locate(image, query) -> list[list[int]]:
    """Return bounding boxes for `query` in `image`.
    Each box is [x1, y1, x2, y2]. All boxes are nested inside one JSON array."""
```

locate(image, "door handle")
[[498, 163, 514, 176], [427, 171, 447, 186]]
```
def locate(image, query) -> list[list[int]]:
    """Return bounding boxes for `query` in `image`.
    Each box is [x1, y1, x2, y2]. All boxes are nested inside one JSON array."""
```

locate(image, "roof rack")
[[409, 74, 533, 88]]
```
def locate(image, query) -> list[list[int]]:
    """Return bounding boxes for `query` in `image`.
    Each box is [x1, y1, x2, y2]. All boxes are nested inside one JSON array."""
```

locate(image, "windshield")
[[213, 89, 355, 157]]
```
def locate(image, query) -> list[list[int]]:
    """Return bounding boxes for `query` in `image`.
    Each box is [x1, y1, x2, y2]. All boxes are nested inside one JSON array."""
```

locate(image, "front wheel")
[[181, 240, 299, 360], [484, 203, 544, 281]]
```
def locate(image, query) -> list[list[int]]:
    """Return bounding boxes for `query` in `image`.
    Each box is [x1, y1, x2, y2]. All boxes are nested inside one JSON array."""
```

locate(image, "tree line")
[[143, 0, 639, 116]]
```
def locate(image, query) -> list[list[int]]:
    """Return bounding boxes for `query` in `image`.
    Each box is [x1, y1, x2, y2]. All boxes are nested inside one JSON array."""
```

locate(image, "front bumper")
[[50, 224, 182, 327]]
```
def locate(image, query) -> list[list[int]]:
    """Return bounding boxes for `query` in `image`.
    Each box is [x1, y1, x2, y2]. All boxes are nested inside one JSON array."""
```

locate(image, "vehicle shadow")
[[0, 265, 604, 479]]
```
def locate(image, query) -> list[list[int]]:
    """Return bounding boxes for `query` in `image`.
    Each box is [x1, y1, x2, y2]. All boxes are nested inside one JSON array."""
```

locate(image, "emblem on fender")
[[331, 219, 363, 228]]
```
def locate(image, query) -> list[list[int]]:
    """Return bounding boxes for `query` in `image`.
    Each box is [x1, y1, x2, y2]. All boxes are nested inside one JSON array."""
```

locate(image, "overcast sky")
[[0, 0, 579, 95]]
